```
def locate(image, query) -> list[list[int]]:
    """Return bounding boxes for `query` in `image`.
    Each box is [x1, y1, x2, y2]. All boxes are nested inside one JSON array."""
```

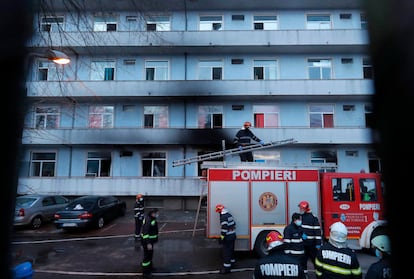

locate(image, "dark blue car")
[[54, 195, 126, 230]]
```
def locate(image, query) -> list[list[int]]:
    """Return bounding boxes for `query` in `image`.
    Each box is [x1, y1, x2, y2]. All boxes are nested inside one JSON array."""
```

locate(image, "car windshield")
[[67, 200, 95, 210], [15, 197, 37, 207]]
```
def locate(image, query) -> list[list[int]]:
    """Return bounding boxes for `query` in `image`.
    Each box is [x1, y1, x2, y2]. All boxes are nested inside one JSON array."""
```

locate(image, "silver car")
[[14, 194, 70, 229]]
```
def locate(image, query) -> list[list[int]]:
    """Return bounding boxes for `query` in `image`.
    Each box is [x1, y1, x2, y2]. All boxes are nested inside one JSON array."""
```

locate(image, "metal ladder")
[[172, 138, 297, 167]]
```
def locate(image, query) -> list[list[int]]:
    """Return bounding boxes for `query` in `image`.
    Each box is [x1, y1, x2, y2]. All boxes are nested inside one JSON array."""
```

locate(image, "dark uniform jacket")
[[233, 128, 261, 147], [283, 222, 305, 256], [141, 213, 158, 245], [301, 211, 322, 247], [365, 257, 392, 279], [253, 245, 306, 279], [315, 241, 362, 279], [134, 200, 145, 219], [220, 210, 236, 237]]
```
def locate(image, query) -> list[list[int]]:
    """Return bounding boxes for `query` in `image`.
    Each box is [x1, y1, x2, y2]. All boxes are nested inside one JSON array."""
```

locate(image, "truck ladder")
[[172, 138, 297, 167]]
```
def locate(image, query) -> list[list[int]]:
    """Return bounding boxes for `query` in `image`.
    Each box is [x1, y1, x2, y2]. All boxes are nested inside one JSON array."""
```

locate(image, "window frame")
[[30, 151, 57, 177], [253, 105, 280, 128], [197, 105, 223, 128], [307, 58, 332, 80], [306, 14, 332, 30], [198, 60, 223, 80], [143, 105, 169, 128], [88, 105, 114, 128], [146, 15, 171, 31], [253, 15, 278, 30], [142, 152, 166, 177], [93, 16, 118, 32], [199, 15, 223, 31], [145, 60, 169, 80], [86, 151, 112, 177], [253, 59, 278, 80], [34, 106, 60, 129], [90, 60, 116, 81], [37, 60, 64, 81], [40, 15, 65, 32], [309, 104, 334, 128]]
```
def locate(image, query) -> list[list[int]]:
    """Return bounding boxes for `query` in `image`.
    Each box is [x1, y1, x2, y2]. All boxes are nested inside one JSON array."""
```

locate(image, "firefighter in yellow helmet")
[[215, 204, 236, 274], [233, 121, 264, 162]]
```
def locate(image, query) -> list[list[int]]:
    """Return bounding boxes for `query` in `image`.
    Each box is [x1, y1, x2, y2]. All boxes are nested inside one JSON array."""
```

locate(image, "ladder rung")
[[172, 138, 296, 167]]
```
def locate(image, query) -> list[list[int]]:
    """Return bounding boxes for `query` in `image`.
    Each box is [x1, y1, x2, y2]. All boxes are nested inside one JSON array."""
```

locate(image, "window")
[[306, 14, 331, 29], [332, 178, 354, 201], [93, 16, 117, 32], [142, 152, 166, 177], [198, 105, 223, 128], [37, 60, 64, 81], [40, 16, 64, 32], [34, 106, 60, 129], [311, 150, 337, 173], [368, 152, 382, 173], [309, 105, 334, 128], [308, 58, 332, 79], [363, 57, 374, 79], [199, 15, 223, 31], [253, 105, 279, 128], [145, 60, 169, 80], [88, 106, 114, 128], [254, 151, 281, 164], [365, 104, 374, 128], [144, 106, 169, 128], [90, 60, 115, 80], [253, 15, 278, 30], [146, 15, 171, 31], [254, 59, 278, 80], [360, 13, 368, 29], [198, 60, 223, 80], [360, 178, 378, 201], [30, 152, 56, 177], [86, 151, 111, 177]]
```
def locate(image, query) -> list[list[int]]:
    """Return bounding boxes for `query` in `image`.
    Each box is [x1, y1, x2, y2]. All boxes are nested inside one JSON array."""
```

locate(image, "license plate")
[[62, 223, 76, 227]]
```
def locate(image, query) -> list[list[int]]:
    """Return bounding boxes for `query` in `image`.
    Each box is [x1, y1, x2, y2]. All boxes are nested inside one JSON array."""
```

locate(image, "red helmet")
[[215, 204, 225, 213], [136, 194, 143, 200], [243, 121, 252, 128], [266, 231, 284, 250], [298, 201, 310, 212]]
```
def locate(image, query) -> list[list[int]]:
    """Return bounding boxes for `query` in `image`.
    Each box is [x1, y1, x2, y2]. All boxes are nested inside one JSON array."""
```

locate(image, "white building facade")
[[20, 0, 379, 209]]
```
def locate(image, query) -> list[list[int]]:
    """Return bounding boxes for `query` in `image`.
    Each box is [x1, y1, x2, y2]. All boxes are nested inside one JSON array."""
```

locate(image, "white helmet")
[[371, 235, 391, 255], [329, 222, 348, 243]]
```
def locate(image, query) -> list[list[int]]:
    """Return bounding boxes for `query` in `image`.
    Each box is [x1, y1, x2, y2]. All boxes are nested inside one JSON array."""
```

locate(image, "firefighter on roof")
[[233, 121, 264, 162], [253, 230, 306, 279], [315, 222, 362, 279], [215, 204, 237, 274], [134, 194, 145, 240]]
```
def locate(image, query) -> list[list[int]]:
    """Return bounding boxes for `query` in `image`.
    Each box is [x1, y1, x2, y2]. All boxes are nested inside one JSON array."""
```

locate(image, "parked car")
[[14, 194, 70, 229], [54, 195, 127, 230]]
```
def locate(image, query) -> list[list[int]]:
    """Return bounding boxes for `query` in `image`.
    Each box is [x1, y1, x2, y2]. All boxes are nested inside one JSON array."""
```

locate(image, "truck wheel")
[[254, 230, 271, 258]]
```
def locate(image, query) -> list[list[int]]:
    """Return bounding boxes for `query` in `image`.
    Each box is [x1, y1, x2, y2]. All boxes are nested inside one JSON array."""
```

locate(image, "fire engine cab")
[[206, 166, 387, 257]]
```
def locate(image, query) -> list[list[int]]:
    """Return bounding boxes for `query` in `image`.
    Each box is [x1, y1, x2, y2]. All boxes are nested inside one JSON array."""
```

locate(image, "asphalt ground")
[[11, 209, 376, 279]]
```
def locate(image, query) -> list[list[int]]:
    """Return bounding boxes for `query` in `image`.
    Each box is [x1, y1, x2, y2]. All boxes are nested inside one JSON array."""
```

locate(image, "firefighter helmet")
[[215, 204, 225, 213], [243, 121, 252, 128], [371, 235, 391, 255], [136, 194, 143, 200], [266, 231, 284, 250], [298, 201, 310, 212], [329, 222, 348, 243]]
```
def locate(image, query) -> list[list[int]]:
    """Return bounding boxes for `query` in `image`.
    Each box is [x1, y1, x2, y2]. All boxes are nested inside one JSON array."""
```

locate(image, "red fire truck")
[[206, 167, 387, 257]]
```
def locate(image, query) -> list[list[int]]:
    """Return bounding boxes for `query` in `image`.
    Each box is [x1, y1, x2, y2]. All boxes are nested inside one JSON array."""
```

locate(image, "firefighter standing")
[[141, 208, 159, 278], [233, 121, 264, 162], [253, 230, 306, 279], [298, 200, 322, 274], [134, 194, 145, 240], [315, 221, 362, 278], [283, 213, 306, 272], [365, 235, 392, 279], [215, 204, 236, 274]]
